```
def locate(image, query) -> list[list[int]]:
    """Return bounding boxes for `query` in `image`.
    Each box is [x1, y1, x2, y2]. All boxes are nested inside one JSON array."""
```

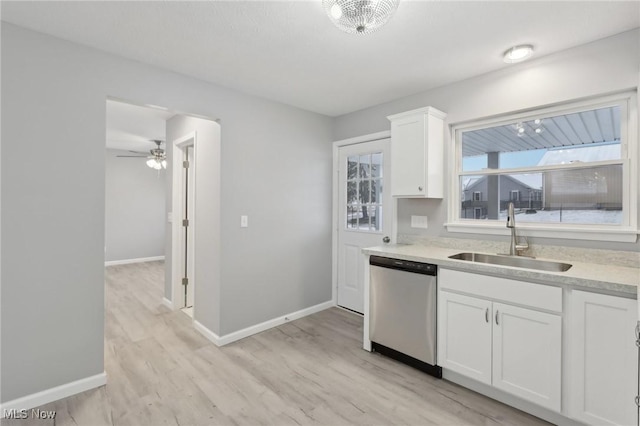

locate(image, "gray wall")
[[1, 23, 333, 403], [333, 29, 640, 252], [105, 149, 165, 262]]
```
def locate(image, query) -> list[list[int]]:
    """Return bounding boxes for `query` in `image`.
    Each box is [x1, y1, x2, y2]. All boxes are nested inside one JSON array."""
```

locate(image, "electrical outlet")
[[411, 215, 428, 229], [240, 215, 248, 228]]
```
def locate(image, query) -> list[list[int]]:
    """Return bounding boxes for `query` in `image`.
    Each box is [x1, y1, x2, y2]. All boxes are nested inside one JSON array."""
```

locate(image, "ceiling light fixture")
[[146, 140, 166, 170], [323, 0, 400, 35], [503, 44, 534, 63]]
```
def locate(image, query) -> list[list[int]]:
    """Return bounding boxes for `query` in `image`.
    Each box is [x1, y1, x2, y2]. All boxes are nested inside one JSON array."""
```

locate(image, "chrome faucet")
[[506, 202, 528, 256]]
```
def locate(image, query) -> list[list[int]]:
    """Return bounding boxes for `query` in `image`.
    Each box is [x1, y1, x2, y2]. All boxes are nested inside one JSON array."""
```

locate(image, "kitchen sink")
[[448, 252, 572, 272]]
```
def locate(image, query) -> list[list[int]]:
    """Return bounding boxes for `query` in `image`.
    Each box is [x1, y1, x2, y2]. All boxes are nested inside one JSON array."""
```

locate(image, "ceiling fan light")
[[323, 0, 400, 35], [146, 159, 156, 168], [161, 160, 167, 169]]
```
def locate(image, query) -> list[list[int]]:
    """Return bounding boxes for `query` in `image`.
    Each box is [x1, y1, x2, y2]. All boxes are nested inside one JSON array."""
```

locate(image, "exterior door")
[[337, 139, 391, 313]]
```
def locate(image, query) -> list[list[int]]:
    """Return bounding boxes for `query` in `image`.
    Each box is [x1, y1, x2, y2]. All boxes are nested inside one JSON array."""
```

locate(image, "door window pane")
[[344, 151, 383, 232], [371, 153, 382, 178], [347, 156, 358, 179]]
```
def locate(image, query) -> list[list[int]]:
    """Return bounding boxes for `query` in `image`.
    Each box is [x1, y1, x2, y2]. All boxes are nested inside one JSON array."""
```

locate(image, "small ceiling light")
[[503, 44, 534, 63], [323, 0, 400, 35]]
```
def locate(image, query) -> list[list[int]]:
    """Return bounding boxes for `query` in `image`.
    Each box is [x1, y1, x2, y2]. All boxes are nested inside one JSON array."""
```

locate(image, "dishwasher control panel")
[[370, 255, 437, 275]]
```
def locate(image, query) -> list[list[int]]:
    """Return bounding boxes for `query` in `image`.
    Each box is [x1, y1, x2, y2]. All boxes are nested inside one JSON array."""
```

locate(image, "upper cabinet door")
[[388, 107, 446, 198]]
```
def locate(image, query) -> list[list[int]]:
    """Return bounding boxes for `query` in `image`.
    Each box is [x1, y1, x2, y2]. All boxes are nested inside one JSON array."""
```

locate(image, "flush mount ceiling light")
[[323, 0, 400, 34], [503, 44, 534, 63]]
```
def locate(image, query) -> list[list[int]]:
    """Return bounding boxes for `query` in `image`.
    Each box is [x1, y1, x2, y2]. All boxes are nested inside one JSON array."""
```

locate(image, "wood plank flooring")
[[2, 261, 550, 426]]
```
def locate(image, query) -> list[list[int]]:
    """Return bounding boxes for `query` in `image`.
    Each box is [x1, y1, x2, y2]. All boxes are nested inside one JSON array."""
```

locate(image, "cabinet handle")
[[485, 308, 489, 323], [495, 310, 499, 325], [418, 186, 423, 191]]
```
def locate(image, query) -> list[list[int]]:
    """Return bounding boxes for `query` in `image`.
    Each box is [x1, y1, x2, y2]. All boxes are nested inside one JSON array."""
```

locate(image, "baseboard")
[[162, 297, 174, 310], [194, 300, 334, 347], [0, 372, 107, 418], [193, 320, 222, 346], [105, 256, 165, 266]]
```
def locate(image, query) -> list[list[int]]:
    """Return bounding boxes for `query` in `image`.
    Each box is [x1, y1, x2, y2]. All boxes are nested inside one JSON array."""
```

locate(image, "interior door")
[[337, 139, 391, 313]]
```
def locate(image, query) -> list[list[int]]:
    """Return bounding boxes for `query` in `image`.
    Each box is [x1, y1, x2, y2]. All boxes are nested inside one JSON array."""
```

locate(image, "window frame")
[[446, 92, 638, 243]]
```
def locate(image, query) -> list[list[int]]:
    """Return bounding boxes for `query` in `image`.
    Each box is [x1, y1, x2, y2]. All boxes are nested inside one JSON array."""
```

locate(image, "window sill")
[[444, 222, 639, 243]]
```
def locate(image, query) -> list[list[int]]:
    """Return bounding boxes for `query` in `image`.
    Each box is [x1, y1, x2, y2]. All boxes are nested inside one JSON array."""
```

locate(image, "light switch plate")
[[411, 215, 428, 229], [167, 212, 173, 223], [240, 215, 248, 228]]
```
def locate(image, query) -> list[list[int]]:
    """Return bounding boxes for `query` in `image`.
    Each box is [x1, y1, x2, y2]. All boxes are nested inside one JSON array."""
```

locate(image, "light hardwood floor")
[[3, 261, 550, 426]]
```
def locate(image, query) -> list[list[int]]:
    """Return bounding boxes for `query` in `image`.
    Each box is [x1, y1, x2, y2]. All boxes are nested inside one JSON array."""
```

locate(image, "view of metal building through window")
[[459, 105, 623, 224], [346, 153, 383, 231]]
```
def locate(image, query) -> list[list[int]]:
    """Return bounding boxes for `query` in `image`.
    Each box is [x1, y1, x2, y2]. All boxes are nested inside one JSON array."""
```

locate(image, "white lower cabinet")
[[568, 290, 637, 426], [438, 289, 562, 411], [492, 302, 562, 411], [438, 291, 492, 384]]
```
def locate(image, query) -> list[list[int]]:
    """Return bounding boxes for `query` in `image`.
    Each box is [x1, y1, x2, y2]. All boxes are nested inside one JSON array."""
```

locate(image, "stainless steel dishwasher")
[[369, 255, 441, 378]]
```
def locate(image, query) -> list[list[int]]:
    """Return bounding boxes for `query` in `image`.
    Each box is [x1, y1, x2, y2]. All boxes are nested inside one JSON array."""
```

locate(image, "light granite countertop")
[[363, 244, 639, 297]]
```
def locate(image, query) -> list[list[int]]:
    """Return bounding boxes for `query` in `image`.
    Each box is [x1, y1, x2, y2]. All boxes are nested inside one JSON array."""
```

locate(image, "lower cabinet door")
[[438, 291, 492, 384], [492, 302, 562, 412], [569, 290, 637, 426]]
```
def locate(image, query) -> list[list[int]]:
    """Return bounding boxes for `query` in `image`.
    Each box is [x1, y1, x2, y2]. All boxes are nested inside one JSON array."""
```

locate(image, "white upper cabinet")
[[387, 107, 447, 198]]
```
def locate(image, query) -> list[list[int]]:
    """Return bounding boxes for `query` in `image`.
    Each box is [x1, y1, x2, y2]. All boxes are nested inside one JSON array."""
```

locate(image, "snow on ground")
[[497, 209, 622, 224]]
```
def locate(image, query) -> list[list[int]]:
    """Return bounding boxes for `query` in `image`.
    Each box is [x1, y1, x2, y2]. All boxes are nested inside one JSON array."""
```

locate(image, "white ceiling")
[[2, 1, 639, 117], [106, 100, 174, 152]]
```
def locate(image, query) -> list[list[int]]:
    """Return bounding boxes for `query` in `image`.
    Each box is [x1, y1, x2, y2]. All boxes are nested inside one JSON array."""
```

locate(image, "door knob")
[[382, 236, 390, 244], [418, 186, 423, 191]]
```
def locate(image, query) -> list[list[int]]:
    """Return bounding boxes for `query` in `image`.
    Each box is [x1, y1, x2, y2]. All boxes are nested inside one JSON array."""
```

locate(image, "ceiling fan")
[[117, 139, 167, 170]]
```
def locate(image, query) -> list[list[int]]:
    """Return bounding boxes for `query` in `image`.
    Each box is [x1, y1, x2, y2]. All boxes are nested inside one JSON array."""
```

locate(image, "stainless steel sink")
[[448, 252, 572, 272]]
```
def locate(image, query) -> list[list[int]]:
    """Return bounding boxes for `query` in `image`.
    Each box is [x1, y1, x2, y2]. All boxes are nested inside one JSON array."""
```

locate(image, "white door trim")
[[171, 131, 197, 310], [331, 130, 395, 308]]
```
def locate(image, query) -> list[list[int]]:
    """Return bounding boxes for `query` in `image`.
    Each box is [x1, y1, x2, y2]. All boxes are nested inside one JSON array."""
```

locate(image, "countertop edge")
[[363, 245, 638, 296]]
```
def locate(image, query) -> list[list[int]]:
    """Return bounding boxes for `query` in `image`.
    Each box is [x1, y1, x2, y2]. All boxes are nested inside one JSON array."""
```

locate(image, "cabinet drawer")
[[439, 268, 562, 313]]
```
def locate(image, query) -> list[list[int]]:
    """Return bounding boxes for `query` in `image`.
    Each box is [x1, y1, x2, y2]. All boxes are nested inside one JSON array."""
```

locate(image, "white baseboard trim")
[[194, 300, 334, 347], [162, 297, 174, 310], [105, 256, 165, 267], [0, 372, 107, 418], [193, 320, 222, 346]]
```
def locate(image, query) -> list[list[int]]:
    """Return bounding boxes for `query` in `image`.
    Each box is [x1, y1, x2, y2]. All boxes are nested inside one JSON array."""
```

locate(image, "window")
[[346, 152, 383, 231], [448, 93, 637, 242]]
